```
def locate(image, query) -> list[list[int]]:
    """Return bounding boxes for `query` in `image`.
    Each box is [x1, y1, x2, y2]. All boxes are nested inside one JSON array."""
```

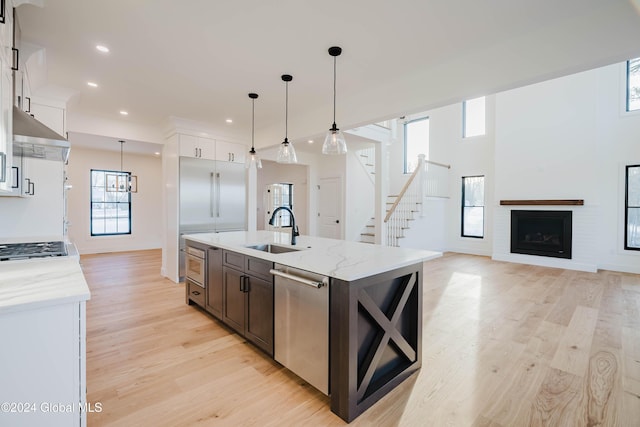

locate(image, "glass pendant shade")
[[322, 124, 347, 155], [323, 46, 347, 155], [246, 93, 262, 169], [247, 148, 262, 169], [277, 139, 297, 164], [276, 75, 297, 164]]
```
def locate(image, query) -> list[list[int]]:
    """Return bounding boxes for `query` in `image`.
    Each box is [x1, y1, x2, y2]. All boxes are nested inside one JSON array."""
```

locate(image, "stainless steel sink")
[[245, 244, 303, 254]]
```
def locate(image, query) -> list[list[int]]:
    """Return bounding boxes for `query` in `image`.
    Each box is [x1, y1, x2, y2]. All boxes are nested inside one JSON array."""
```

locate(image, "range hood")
[[12, 106, 70, 162]]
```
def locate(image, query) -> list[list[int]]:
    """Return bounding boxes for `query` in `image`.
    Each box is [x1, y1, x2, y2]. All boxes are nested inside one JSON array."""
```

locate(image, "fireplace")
[[510, 210, 572, 259]]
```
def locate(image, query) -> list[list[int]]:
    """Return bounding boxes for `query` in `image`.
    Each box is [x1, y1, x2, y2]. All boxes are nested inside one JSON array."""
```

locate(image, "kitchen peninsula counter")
[[182, 230, 441, 281], [0, 256, 90, 314], [0, 256, 90, 427], [184, 230, 441, 422]]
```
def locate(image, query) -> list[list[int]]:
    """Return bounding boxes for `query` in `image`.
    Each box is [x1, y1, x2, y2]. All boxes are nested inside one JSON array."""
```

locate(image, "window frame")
[[461, 175, 485, 239], [626, 58, 640, 113], [403, 116, 429, 174], [462, 96, 486, 138], [90, 169, 132, 236], [268, 183, 294, 228], [625, 164, 640, 251]]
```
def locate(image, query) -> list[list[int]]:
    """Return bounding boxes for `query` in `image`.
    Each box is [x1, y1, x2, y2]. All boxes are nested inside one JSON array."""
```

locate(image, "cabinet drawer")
[[187, 280, 205, 307], [245, 256, 273, 282], [223, 250, 245, 270]]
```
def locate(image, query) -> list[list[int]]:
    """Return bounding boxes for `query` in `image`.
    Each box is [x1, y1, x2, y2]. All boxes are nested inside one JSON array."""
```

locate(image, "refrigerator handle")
[[214, 172, 215, 218], [216, 172, 221, 218]]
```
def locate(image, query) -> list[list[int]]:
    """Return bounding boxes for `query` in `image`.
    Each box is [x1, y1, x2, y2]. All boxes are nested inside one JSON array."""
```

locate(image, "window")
[[91, 169, 131, 236], [463, 96, 486, 138], [626, 165, 640, 250], [267, 183, 293, 227], [404, 117, 429, 174], [627, 58, 640, 112], [461, 176, 484, 238]]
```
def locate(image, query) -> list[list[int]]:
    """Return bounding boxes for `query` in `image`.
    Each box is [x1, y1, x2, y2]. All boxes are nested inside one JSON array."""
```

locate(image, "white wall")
[[0, 158, 65, 239], [345, 147, 375, 241], [387, 100, 495, 255], [493, 63, 640, 273], [256, 160, 308, 234], [66, 146, 163, 254]]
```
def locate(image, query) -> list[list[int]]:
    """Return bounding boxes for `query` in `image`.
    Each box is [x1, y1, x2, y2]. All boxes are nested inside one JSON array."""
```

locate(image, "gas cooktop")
[[0, 241, 68, 261]]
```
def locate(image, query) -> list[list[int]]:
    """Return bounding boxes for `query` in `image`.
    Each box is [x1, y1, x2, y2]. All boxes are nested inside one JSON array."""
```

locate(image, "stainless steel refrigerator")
[[179, 156, 246, 277]]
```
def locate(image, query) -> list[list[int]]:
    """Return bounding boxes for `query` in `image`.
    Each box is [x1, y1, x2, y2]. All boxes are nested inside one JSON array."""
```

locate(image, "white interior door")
[[318, 177, 342, 239]]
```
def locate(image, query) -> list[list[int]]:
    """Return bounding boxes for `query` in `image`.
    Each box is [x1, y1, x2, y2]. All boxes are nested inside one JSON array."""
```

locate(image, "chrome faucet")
[[268, 207, 299, 245]]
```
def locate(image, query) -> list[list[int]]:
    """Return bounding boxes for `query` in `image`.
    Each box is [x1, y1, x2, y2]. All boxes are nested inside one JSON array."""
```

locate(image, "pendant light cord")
[[285, 80, 289, 141], [332, 55, 337, 126], [120, 141, 124, 172], [251, 98, 255, 150]]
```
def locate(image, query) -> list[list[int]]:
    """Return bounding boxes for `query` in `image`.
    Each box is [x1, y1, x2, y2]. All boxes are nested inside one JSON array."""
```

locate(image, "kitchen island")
[[183, 230, 441, 422], [0, 256, 90, 427]]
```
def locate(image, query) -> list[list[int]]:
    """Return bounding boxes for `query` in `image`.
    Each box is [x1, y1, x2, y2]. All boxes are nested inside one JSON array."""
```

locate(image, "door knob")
[[335, 220, 339, 224]]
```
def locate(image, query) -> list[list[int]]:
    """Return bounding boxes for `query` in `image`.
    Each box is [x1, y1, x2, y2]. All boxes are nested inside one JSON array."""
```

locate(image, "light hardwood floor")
[[80, 250, 640, 426]]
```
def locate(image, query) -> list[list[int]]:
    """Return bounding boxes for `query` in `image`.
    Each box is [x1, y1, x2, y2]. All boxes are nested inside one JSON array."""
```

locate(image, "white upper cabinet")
[[216, 140, 245, 163], [179, 134, 215, 160], [0, 0, 13, 193]]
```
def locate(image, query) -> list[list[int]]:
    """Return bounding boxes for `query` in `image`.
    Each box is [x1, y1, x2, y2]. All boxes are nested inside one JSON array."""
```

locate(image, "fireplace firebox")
[[510, 210, 572, 259]]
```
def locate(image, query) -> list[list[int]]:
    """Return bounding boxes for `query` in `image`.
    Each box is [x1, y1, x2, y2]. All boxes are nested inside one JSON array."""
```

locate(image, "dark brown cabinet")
[[222, 250, 273, 355], [205, 247, 223, 319]]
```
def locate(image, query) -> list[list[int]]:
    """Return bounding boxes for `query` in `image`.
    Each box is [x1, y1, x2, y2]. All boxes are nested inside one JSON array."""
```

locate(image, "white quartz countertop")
[[0, 257, 90, 314], [182, 231, 442, 281]]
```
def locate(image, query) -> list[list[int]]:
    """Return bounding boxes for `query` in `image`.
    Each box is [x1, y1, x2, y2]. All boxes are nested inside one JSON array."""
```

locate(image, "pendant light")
[[276, 74, 297, 164], [246, 92, 262, 169], [322, 46, 347, 155], [107, 140, 138, 193]]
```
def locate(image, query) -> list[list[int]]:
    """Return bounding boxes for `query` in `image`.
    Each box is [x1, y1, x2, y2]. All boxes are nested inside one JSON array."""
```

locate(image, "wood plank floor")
[[80, 250, 640, 426]]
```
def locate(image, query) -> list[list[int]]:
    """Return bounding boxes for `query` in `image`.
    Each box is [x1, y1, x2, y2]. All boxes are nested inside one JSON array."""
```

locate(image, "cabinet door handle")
[[25, 178, 35, 195], [11, 47, 18, 71], [26, 97, 31, 113], [232, 153, 235, 162], [11, 166, 18, 189], [239, 275, 245, 292], [0, 0, 5, 24], [0, 152, 6, 183], [243, 276, 250, 293], [192, 290, 201, 296]]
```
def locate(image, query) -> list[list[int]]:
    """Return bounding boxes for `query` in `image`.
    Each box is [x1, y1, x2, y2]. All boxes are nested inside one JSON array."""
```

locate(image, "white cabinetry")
[[2, 155, 27, 196], [178, 134, 215, 159], [0, 301, 87, 427], [216, 139, 245, 164], [0, 0, 13, 193], [178, 135, 245, 163]]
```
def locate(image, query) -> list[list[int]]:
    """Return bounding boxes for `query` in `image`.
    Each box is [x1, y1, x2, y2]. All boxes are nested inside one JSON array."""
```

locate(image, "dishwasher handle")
[[270, 269, 328, 289]]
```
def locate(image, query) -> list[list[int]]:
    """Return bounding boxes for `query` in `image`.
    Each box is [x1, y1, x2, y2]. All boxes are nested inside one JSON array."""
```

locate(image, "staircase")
[[359, 154, 450, 247], [357, 147, 376, 182], [359, 194, 421, 244]]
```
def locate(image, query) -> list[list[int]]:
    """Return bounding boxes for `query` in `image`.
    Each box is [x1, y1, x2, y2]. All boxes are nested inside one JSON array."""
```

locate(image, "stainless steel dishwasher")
[[271, 263, 330, 395]]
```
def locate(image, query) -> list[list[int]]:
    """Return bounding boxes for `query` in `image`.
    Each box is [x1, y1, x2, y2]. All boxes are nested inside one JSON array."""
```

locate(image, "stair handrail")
[[384, 155, 424, 223], [424, 159, 451, 169]]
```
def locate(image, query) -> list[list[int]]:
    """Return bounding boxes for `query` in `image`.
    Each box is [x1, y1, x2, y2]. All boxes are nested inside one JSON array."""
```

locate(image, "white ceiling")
[[16, 0, 640, 151]]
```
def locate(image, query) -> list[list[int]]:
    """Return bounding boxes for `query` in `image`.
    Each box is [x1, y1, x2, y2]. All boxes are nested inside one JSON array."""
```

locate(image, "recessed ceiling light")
[[87, 82, 98, 88], [96, 45, 109, 53], [225, 119, 233, 123], [308, 139, 314, 144], [120, 111, 129, 116]]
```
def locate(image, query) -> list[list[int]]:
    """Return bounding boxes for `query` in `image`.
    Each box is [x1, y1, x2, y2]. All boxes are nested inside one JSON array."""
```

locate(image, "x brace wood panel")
[[330, 262, 423, 422]]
